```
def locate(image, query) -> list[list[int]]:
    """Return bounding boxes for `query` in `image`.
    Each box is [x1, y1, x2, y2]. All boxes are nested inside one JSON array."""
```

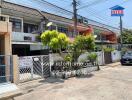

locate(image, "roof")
[[110, 5, 125, 10], [2, 1, 120, 35]]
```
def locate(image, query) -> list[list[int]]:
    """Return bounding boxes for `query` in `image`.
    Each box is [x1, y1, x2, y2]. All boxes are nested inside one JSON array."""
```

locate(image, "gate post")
[[12, 55, 19, 84], [41, 56, 43, 77], [49, 54, 52, 75], [31, 65, 33, 79]]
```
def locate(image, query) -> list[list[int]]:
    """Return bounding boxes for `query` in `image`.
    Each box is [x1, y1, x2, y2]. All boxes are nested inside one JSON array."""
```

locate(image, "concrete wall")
[[0, 21, 12, 33], [78, 51, 121, 65], [96, 52, 105, 65], [111, 50, 121, 62], [78, 52, 105, 66], [12, 55, 19, 84], [0, 21, 12, 55]]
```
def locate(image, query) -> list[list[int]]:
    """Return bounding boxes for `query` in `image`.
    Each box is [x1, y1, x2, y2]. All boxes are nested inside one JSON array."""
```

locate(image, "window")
[[9, 18, 22, 32], [24, 23, 38, 33], [0, 16, 6, 21], [58, 26, 68, 34], [49, 25, 56, 30], [102, 35, 107, 41]]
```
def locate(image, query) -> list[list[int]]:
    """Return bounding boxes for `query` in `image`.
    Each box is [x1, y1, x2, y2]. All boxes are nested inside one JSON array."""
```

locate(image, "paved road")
[[14, 64, 132, 100]]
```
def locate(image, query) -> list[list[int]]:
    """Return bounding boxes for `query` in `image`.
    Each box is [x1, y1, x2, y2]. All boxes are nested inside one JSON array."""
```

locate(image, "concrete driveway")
[[14, 64, 132, 100]]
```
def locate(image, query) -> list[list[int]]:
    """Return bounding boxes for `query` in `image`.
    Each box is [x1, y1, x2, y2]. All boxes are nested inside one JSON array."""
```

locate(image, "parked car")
[[120, 51, 132, 65]]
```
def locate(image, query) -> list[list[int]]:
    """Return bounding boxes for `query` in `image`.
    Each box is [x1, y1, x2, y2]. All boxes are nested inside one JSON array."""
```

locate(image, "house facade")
[[0, 0, 120, 56]]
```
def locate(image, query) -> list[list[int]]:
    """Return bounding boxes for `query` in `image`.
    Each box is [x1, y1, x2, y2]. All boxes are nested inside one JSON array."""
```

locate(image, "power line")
[[35, 0, 121, 30], [77, 0, 109, 10], [76, 0, 131, 27], [92, 0, 132, 14]]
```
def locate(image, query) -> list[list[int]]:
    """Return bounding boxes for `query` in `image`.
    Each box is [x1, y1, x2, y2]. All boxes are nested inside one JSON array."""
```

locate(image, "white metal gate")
[[19, 55, 50, 82]]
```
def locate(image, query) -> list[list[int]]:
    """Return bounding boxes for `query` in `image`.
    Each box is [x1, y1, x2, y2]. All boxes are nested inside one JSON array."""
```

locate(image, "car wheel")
[[121, 63, 125, 66]]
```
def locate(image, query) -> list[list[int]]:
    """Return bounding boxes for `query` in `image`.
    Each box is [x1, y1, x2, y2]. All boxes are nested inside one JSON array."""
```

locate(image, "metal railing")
[[18, 55, 50, 82], [0, 55, 13, 83]]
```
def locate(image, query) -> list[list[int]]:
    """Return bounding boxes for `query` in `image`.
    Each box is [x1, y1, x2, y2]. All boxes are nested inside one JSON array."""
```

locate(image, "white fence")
[[96, 52, 105, 65], [111, 50, 121, 62], [78, 50, 121, 66], [78, 52, 105, 65]]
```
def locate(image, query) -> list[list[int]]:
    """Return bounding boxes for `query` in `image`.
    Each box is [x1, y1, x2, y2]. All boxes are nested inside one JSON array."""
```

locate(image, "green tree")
[[41, 30, 69, 53], [122, 29, 132, 44], [49, 38, 59, 52], [84, 35, 95, 51], [71, 35, 95, 61], [40, 30, 58, 46], [58, 33, 69, 49]]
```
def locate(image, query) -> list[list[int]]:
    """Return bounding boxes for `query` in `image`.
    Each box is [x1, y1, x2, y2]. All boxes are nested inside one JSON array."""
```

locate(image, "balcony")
[[0, 21, 12, 34], [12, 32, 39, 42]]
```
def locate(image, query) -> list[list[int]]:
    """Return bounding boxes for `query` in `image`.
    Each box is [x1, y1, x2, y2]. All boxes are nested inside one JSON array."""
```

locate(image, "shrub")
[[64, 54, 72, 62], [88, 53, 97, 63], [71, 35, 95, 61], [84, 35, 95, 51], [41, 30, 69, 53], [49, 38, 59, 51], [103, 47, 115, 52], [41, 30, 58, 46]]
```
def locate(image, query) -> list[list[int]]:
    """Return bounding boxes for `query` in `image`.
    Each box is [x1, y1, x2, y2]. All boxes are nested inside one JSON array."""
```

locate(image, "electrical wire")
[[77, 0, 109, 10], [39, 0, 119, 29], [89, 0, 132, 14]]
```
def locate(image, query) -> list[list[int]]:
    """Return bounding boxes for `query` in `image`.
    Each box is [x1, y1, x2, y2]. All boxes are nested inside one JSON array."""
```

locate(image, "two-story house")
[[0, 0, 120, 56]]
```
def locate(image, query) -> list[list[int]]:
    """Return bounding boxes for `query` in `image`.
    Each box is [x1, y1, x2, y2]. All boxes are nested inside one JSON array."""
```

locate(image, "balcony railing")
[[95, 39, 110, 43], [12, 32, 39, 42]]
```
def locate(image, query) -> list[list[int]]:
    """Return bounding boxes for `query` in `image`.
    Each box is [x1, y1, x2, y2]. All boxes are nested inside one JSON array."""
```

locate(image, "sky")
[[5, 0, 132, 29], [44, 0, 132, 29]]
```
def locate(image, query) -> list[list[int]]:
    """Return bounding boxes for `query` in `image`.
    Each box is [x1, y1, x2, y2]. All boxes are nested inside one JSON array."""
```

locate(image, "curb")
[[107, 62, 120, 67], [0, 90, 22, 100]]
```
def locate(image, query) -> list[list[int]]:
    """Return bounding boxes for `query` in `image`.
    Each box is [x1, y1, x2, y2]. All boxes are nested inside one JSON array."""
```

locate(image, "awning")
[[12, 41, 42, 45]]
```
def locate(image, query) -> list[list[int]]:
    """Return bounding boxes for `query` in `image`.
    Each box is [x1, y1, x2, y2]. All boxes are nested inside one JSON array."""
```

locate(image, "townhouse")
[[0, 0, 120, 57]]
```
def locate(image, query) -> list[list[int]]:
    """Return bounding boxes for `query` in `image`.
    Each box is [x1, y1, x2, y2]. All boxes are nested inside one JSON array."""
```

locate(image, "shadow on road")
[[39, 77, 64, 84], [76, 73, 94, 79], [39, 73, 94, 84]]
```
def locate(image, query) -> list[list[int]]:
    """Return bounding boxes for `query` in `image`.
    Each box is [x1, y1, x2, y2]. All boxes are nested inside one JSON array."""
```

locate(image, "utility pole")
[[0, 0, 2, 14], [110, 5, 124, 52], [72, 0, 78, 37], [120, 16, 123, 51]]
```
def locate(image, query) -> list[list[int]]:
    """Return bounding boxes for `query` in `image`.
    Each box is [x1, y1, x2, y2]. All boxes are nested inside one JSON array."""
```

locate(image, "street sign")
[[110, 5, 125, 16], [110, 5, 125, 51]]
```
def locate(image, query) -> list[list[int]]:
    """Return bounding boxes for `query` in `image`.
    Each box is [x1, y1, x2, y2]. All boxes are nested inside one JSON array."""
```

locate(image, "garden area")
[[40, 30, 99, 78]]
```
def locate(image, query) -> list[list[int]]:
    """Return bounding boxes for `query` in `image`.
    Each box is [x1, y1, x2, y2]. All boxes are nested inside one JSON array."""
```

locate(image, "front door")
[[0, 56, 6, 83], [0, 36, 6, 83]]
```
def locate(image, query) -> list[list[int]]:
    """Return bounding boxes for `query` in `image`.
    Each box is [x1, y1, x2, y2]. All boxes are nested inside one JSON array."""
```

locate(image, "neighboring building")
[[1, 0, 120, 56]]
